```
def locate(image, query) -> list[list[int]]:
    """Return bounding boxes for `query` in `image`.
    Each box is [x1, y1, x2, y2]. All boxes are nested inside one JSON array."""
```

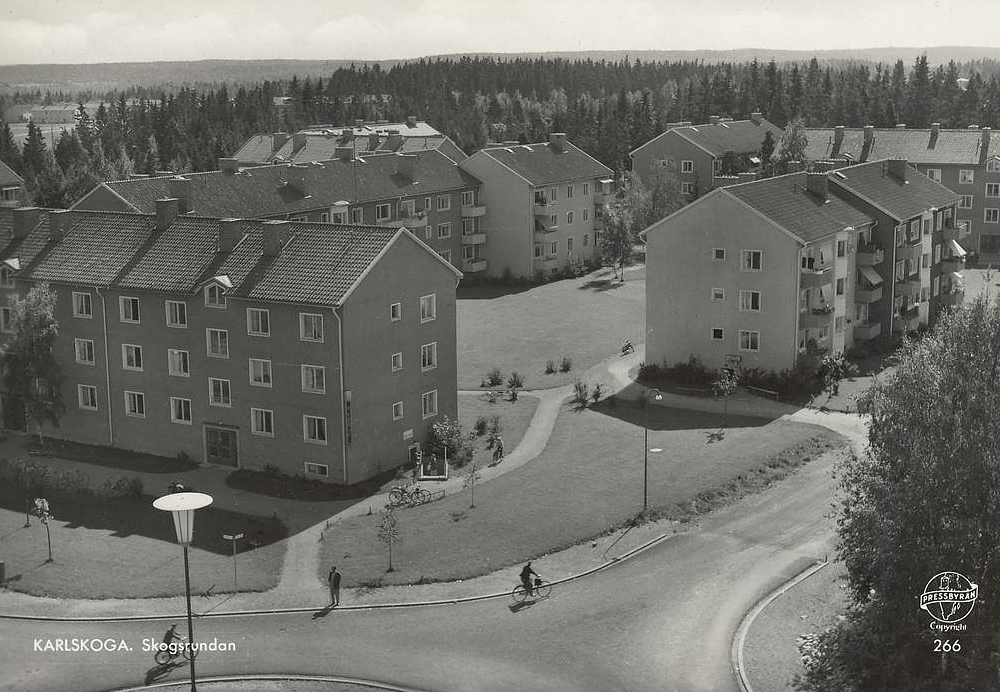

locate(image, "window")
[[206, 328, 229, 358], [436, 195, 451, 211], [959, 169, 975, 184], [988, 159, 1000, 172], [566, 211, 574, 225], [204, 284, 225, 308], [988, 183, 1000, 198], [437, 223, 452, 239], [741, 249, 762, 272], [922, 253, 930, 269], [165, 300, 187, 328], [567, 237, 574, 252], [305, 462, 328, 477], [713, 248, 726, 261], [0, 266, 13, 288], [72, 292, 92, 318], [424, 226, 433, 240], [583, 233, 590, 247], [301, 365, 326, 393], [934, 243, 941, 263], [390, 302, 401, 321], [566, 185, 574, 198], [420, 294, 436, 322], [421, 390, 438, 419], [303, 415, 328, 444], [740, 290, 761, 311], [119, 296, 140, 323], [247, 308, 270, 336], [209, 378, 231, 407], [391, 352, 403, 371], [837, 240, 846, 257], [421, 342, 437, 371], [331, 210, 347, 224], [836, 278, 845, 296], [122, 344, 143, 371], [923, 219, 931, 236], [462, 190, 474, 206], [75, 338, 95, 365], [711, 287, 725, 302], [375, 203, 391, 222], [713, 159, 722, 175], [534, 244, 543, 259], [249, 358, 272, 387], [549, 214, 558, 226], [78, 385, 98, 410], [681, 160, 694, 173], [350, 207, 364, 224], [960, 195, 974, 209], [170, 397, 192, 425], [300, 313, 324, 342], [739, 330, 760, 352], [583, 183, 590, 196], [835, 316, 845, 333], [320, 212, 330, 223], [681, 182, 695, 195], [549, 240, 557, 256], [0, 306, 11, 333], [124, 390, 145, 417], [926, 169, 942, 182], [462, 218, 476, 234], [711, 328, 724, 340], [392, 401, 404, 420], [251, 408, 274, 436], [549, 187, 558, 201], [583, 208, 589, 221], [463, 246, 475, 261], [987, 208, 1000, 224], [168, 349, 189, 377]]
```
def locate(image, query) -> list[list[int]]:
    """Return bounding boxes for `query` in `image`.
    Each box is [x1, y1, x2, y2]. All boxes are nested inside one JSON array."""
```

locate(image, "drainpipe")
[[331, 306, 348, 485], [95, 287, 114, 446]]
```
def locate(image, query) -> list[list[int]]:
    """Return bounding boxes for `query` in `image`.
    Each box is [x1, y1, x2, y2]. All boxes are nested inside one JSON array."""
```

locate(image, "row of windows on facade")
[[925, 160, 1000, 185], [310, 191, 477, 226], [539, 208, 596, 227], [72, 338, 439, 380], [413, 218, 480, 241], [76, 385, 438, 431], [533, 233, 598, 259], [532, 182, 601, 205]]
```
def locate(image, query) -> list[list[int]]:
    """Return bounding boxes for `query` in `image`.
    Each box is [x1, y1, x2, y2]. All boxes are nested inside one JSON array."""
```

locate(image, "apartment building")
[[72, 149, 487, 275], [233, 117, 467, 166], [0, 160, 24, 208], [629, 113, 782, 197], [0, 204, 460, 485], [804, 124, 1000, 261], [459, 133, 614, 279], [642, 160, 960, 373]]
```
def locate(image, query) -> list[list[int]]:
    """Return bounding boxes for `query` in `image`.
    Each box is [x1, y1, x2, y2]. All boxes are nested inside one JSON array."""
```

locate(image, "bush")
[[482, 368, 504, 388], [545, 359, 556, 374], [428, 416, 474, 467], [572, 379, 589, 408], [507, 371, 524, 401], [591, 382, 606, 403], [99, 474, 145, 498], [560, 356, 573, 373], [484, 390, 499, 404], [474, 416, 488, 436]]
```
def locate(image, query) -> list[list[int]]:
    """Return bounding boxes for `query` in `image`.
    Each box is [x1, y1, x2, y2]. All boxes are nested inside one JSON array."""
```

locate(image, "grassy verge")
[[453, 392, 538, 472], [318, 402, 843, 587]]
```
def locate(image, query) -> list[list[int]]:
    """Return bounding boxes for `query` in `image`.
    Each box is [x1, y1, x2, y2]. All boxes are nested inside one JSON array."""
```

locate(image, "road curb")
[[730, 558, 829, 692], [102, 673, 434, 692]]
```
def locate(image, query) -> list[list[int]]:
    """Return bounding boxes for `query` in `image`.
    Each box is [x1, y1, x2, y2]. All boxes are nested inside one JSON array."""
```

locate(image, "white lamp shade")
[[153, 492, 213, 545]]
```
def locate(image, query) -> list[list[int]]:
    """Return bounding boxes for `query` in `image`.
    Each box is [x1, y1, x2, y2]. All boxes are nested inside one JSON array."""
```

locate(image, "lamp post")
[[153, 492, 213, 692], [643, 388, 663, 511]]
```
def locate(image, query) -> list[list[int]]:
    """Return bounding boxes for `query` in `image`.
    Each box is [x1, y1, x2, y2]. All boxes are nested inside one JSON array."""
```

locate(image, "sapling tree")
[[711, 369, 739, 428], [376, 506, 401, 573], [32, 497, 53, 562], [463, 463, 482, 508]]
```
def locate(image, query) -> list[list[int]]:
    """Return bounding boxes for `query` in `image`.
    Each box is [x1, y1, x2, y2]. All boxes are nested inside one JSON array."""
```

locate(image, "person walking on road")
[[328, 565, 341, 606]]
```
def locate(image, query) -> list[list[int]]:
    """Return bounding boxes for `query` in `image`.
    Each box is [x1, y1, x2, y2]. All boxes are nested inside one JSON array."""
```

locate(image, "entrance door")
[[205, 427, 238, 466]]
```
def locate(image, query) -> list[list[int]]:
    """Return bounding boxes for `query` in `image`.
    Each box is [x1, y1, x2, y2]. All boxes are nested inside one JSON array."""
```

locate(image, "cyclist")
[[493, 436, 505, 464], [520, 562, 538, 597], [160, 623, 182, 660]]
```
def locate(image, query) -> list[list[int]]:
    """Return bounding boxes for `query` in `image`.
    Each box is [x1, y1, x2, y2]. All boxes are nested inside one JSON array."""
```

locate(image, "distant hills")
[[2, 47, 999, 94]]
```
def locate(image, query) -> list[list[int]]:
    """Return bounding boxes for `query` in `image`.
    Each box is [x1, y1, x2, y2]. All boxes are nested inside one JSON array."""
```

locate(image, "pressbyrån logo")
[[919, 572, 978, 624]]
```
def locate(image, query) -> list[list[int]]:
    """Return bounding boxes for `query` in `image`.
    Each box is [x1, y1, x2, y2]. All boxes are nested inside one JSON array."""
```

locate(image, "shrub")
[[474, 416, 488, 436], [507, 371, 524, 401], [560, 356, 573, 373], [572, 379, 589, 407], [545, 359, 556, 374], [482, 368, 504, 388], [484, 390, 499, 404], [591, 382, 606, 403], [428, 416, 474, 467]]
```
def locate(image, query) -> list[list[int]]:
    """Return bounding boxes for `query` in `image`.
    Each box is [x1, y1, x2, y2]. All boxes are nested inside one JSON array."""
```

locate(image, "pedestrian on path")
[[492, 436, 505, 465], [328, 566, 341, 606]]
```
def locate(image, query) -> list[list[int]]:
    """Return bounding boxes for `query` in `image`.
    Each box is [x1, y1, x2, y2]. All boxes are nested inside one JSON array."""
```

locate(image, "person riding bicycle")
[[160, 623, 182, 659], [520, 562, 538, 596]]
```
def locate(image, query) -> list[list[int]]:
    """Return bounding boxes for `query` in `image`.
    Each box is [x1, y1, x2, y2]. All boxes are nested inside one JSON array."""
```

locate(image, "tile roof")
[[671, 119, 784, 156], [91, 149, 481, 219], [0, 160, 23, 187], [475, 140, 612, 185], [724, 172, 873, 243], [827, 159, 960, 220], [804, 127, 1000, 165]]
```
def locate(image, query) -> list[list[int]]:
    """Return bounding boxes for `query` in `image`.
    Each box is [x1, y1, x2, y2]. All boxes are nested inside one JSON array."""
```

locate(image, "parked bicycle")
[[511, 576, 552, 602], [388, 484, 431, 507], [153, 634, 196, 665]]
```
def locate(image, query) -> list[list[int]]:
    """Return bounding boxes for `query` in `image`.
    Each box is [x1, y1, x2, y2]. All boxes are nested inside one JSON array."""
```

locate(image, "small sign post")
[[222, 532, 243, 592]]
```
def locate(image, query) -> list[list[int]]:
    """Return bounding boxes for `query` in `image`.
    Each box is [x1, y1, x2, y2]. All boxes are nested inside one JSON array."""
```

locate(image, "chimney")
[[406, 115, 417, 128], [368, 132, 381, 150], [48, 209, 71, 242], [217, 218, 244, 253], [931, 122, 940, 137], [806, 171, 828, 199], [155, 198, 179, 231], [286, 165, 307, 195], [887, 158, 908, 181], [395, 153, 417, 180], [549, 132, 567, 152], [709, 115, 721, 126], [386, 129, 403, 149], [168, 176, 191, 213], [750, 111, 762, 126], [261, 220, 291, 257], [982, 127, 991, 154], [833, 126, 845, 147], [292, 133, 307, 153], [335, 146, 353, 160], [219, 157, 238, 174], [272, 132, 288, 151], [12, 207, 40, 239]]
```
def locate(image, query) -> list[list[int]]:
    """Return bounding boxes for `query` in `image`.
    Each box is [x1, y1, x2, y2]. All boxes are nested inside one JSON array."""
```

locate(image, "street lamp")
[[153, 492, 213, 691], [644, 388, 663, 512]]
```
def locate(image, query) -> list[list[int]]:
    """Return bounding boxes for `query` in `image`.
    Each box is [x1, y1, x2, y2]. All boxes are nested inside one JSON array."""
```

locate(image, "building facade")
[[0, 160, 24, 208]]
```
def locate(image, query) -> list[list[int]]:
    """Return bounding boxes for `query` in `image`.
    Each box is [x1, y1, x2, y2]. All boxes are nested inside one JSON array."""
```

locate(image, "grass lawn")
[[457, 267, 645, 389], [319, 402, 843, 588], [454, 392, 539, 472], [0, 490, 287, 599]]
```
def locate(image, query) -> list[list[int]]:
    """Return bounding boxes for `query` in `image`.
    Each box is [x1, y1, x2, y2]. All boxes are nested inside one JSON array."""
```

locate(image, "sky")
[[1, 0, 999, 65]]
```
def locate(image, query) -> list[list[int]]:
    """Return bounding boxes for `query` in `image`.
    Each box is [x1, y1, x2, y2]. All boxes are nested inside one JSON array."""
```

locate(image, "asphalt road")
[[1, 443, 839, 692]]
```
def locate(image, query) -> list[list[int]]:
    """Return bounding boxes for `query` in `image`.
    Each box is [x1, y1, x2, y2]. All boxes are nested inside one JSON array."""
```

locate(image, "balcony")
[[896, 243, 923, 262], [943, 219, 971, 242], [461, 232, 486, 245], [462, 258, 487, 273], [855, 285, 883, 303], [800, 306, 834, 328], [941, 257, 965, 273], [387, 211, 428, 229], [461, 204, 486, 218], [892, 308, 921, 333], [853, 321, 882, 340], [800, 264, 834, 289], [895, 273, 922, 291], [533, 198, 554, 216], [856, 244, 885, 266]]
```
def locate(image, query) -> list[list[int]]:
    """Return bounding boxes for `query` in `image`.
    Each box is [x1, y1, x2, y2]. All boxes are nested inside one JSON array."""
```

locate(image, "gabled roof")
[[827, 159, 960, 220], [0, 160, 23, 187], [630, 118, 783, 158], [86, 150, 482, 219], [803, 127, 1000, 166], [474, 140, 611, 186]]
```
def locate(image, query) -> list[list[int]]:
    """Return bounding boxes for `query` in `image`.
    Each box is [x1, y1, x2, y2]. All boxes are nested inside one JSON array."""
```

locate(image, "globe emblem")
[[919, 571, 978, 623]]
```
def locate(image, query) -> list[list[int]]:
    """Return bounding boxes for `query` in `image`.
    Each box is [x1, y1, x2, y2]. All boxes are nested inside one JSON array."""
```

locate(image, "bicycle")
[[153, 635, 196, 665], [511, 576, 551, 602], [387, 484, 431, 507]]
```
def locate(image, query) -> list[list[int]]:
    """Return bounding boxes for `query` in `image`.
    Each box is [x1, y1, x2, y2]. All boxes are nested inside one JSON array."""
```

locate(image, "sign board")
[[223, 533, 244, 541]]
